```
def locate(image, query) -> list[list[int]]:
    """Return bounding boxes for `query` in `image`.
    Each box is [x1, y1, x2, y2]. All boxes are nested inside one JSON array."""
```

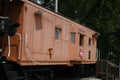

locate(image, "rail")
[[96, 60, 119, 80]]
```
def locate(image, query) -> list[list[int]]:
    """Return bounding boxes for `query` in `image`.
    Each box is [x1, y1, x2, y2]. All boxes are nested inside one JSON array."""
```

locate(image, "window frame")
[[88, 50, 91, 59], [79, 34, 84, 46], [70, 32, 76, 43], [88, 38, 92, 46], [55, 28, 61, 40]]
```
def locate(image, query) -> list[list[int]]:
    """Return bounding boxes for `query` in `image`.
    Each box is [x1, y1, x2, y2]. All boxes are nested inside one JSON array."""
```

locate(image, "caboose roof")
[[21, 0, 99, 35]]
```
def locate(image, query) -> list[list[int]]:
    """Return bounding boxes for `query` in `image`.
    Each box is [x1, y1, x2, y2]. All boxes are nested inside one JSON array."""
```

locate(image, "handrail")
[[8, 33, 22, 59], [8, 36, 11, 57], [25, 33, 37, 64], [16, 33, 22, 60]]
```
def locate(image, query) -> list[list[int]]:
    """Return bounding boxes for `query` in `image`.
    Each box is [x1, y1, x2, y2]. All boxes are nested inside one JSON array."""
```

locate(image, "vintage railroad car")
[[0, 0, 99, 79]]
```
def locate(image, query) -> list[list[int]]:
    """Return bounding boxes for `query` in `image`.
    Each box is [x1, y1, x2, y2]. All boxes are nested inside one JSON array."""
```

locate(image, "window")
[[70, 32, 75, 43], [88, 38, 91, 45], [55, 28, 61, 40], [79, 34, 84, 46], [88, 51, 91, 59]]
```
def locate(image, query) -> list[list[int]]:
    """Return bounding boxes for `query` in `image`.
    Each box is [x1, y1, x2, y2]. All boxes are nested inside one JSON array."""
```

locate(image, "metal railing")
[[96, 60, 119, 80]]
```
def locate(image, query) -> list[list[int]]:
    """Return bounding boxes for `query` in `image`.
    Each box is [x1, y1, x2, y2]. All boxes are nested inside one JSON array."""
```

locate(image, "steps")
[[0, 56, 28, 80]]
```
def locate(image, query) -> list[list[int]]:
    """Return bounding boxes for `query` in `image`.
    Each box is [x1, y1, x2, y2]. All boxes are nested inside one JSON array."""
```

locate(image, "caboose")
[[0, 0, 99, 80]]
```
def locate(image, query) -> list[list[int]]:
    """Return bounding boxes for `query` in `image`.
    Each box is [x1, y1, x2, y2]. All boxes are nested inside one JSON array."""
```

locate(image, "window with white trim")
[[70, 32, 75, 43], [55, 28, 61, 40]]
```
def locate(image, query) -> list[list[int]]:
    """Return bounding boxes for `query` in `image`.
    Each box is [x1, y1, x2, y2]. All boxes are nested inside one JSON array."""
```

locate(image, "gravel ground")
[[80, 78, 101, 80], [53, 77, 101, 80]]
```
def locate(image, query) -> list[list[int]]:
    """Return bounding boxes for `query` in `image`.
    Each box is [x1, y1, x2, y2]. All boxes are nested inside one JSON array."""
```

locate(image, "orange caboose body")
[[1, 0, 98, 66]]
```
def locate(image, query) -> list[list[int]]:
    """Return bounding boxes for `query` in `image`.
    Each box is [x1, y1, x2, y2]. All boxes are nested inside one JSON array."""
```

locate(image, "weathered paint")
[[2, 0, 98, 66]]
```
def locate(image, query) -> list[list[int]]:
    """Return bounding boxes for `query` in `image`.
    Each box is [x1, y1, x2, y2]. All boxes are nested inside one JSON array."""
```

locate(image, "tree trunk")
[[118, 59, 120, 80]]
